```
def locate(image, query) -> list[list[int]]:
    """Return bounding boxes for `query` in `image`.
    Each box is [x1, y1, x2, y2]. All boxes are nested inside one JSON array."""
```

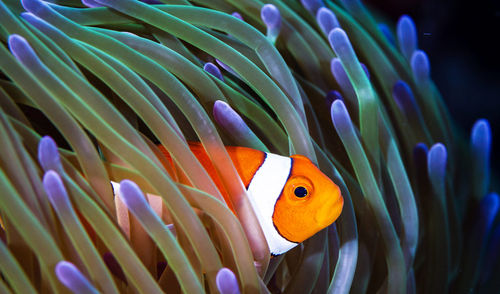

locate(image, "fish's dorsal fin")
[[158, 142, 266, 202], [224, 146, 266, 189]]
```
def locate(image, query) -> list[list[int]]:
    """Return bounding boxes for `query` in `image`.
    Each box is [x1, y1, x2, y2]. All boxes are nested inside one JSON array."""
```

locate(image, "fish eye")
[[294, 186, 308, 198]]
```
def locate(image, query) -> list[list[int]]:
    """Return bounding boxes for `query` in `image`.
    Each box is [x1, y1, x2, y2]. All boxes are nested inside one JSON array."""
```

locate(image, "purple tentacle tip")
[[118, 179, 148, 212], [38, 136, 61, 172], [414, 142, 428, 154], [413, 143, 428, 161], [397, 15, 417, 61], [331, 99, 346, 116], [326, 90, 343, 107], [213, 100, 230, 123], [328, 27, 349, 50], [471, 119, 491, 158], [331, 99, 352, 131], [20, 12, 44, 28], [213, 100, 245, 129], [204, 62, 224, 81], [378, 23, 395, 46], [330, 58, 345, 80], [42, 170, 68, 206], [411, 50, 430, 84], [216, 267, 240, 294], [231, 12, 243, 21], [392, 80, 416, 113], [261, 4, 281, 43], [316, 7, 340, 35], [480, 193, 499, 231], [21, 0, 46, 14], [8, 34, 34, 61], [261, 4, 280, 29], [471, 119, 491, 192], [428, 143, 447, 170], [55, 261, 98, 294], [427, 143, 447, 189]]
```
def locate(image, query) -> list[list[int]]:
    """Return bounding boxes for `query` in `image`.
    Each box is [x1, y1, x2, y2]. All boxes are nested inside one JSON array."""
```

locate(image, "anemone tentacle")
[[0, 1, 497, 293]]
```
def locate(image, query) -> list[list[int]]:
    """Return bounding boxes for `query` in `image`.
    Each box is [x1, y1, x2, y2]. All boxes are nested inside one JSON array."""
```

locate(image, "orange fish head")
[[272, 154, 343, 243]]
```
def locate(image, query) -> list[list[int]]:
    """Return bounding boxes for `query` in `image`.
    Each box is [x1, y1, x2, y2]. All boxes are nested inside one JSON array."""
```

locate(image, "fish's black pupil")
[[294, 186, 308, 198]]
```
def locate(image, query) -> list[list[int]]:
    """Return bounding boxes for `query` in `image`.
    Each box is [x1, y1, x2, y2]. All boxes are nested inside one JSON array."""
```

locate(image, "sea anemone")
[[0, 0, 498, 293]]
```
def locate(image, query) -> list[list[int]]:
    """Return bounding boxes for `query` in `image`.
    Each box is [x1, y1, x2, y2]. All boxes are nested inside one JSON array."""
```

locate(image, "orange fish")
[[117, 143, 344, 255]]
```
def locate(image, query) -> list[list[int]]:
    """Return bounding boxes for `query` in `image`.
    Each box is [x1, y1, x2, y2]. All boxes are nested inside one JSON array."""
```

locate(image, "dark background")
[[365, 0, 500, 169]]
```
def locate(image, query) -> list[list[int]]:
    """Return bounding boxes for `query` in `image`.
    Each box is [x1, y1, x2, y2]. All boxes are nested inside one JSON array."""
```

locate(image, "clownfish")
[[116, 143, 344, 255], [162, 143, 344, 255]]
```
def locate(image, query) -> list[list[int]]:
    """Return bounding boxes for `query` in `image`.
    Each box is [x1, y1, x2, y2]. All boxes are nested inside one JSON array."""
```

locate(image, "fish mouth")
[[315, 194, 344, 227]]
